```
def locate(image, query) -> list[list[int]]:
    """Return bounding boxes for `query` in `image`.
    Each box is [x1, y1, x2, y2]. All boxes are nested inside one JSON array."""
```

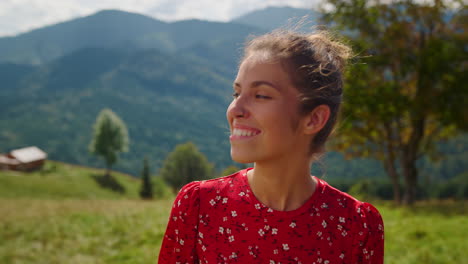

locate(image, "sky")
[[0, 0, 319, 37]]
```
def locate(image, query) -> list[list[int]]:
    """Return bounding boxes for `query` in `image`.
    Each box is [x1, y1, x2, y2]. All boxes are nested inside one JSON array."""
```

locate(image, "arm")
[[352, 203, 385, 264], [158, 181, 200, 264]]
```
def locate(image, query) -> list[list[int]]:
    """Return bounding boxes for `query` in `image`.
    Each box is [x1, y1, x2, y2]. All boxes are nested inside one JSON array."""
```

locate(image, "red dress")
[[158, 169, 384, 263]]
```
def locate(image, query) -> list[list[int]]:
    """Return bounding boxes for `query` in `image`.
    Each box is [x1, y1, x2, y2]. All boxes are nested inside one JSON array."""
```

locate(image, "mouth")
[[230, 126, 261, 140]]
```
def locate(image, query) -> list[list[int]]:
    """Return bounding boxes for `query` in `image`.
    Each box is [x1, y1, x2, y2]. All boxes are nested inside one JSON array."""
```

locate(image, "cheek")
[[289, 111, 302, 132], [284, 98, 302, 131], [274, 100, 302, 131]]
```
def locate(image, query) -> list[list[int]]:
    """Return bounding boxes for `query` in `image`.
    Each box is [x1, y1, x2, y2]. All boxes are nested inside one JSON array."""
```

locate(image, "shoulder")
[[199, 169, 245, 191], [175, 181, 201, 200], [354, 202, 384, 235], [318, 178, 384, 227], [171, 181, 201, 213], [174, 169, 246, 205]]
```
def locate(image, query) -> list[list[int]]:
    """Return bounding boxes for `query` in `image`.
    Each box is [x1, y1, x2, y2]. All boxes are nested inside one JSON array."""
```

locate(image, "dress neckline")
[[238, 168, 324, 218]]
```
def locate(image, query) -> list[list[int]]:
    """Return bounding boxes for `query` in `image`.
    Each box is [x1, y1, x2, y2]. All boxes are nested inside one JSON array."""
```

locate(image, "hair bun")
[[306, 31, 352, 74]]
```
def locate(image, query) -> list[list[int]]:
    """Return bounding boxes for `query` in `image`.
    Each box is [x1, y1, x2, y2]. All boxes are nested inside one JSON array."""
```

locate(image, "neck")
[[247, 158, 316, 211]]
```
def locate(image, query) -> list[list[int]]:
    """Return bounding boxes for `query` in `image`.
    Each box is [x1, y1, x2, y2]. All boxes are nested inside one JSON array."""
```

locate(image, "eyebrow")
[[233, 80, 280, 91]]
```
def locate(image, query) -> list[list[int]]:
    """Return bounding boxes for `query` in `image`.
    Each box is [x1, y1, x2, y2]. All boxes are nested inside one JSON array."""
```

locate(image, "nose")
[[227, 96, 250, 120]]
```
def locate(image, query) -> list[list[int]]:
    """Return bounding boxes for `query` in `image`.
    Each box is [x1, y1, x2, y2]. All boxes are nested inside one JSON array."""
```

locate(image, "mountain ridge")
[[232, 6, 319, 30], [0, 9, 263, 65]]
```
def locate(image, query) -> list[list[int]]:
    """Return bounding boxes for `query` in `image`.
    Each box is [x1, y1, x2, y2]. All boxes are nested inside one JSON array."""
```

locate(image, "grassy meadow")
[[0, 161, 143, 199], [1, 161, 467, 263]]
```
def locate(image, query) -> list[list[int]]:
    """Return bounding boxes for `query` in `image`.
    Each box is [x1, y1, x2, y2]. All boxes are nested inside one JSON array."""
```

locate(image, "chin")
[[230, 150, 256, 164]]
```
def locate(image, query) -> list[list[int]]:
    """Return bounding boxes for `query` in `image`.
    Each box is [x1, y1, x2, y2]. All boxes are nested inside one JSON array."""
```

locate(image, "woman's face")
[[227, 55, 310, 164]]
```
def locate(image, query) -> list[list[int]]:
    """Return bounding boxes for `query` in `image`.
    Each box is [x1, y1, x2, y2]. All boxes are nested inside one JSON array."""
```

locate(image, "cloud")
[[0, 0, 315, 37], [0, 0, 101, 37], [147, 0, 316, 22]]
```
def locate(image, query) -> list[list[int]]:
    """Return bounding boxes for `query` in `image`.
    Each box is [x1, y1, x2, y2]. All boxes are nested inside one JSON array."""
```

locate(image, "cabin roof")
[[0, 155, 20, 165], [10, 146, 47, 163]]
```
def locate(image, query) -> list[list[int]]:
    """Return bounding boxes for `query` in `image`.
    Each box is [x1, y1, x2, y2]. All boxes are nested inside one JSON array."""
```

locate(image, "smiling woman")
[[158, 29, 384, 263]]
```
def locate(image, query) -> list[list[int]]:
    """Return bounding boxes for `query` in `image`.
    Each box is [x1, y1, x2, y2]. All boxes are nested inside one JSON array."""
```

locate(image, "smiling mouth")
[[230, 128, 261, 139]]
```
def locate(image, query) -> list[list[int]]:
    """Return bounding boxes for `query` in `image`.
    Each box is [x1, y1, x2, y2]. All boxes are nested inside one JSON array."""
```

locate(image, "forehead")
[[235, 55, 294, 88]]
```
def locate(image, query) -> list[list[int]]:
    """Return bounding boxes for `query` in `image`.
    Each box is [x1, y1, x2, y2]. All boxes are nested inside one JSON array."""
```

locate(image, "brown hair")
[[241, 30, 352, 155]]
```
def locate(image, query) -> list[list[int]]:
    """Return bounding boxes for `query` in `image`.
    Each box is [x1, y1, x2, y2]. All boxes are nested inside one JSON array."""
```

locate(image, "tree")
[[140, 157, 153, 199], [89, 108, 129, 177], [160, 142, 213, 191], [322, 0, 467, 204]]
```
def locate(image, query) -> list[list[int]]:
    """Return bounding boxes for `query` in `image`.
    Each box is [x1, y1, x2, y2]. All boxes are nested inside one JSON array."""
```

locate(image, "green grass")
[[0, 199, 172, 264], [0, 161, 142, 199], [381, 200, 468, 264]]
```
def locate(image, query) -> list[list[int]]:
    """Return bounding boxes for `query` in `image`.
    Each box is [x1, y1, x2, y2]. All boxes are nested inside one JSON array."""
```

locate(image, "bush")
[[435, 172, 468, 200], [153, 177, 172, 199], [159, 142, 213, 191]]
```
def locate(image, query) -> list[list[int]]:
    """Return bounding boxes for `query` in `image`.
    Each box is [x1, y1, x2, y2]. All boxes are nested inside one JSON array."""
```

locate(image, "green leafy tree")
[[89, 108, 129, 177], [139, 157, 153, 199], [160, 142, 213, 191], [322, 0, 467, 204]]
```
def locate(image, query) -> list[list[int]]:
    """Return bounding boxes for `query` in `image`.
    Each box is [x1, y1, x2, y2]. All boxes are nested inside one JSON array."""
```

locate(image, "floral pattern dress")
[[158, 168, 384, 264]]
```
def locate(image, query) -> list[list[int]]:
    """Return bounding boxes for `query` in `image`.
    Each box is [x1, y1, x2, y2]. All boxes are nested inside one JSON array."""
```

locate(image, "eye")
[[255, 94, 272, 99], [232, 92, 240, 98]]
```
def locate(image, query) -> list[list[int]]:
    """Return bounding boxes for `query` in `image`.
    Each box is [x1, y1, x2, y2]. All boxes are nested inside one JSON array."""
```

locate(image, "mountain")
[[0, 63, 36, 93], [0, 10, 261, 65], [0, 10, 167, 65], [232, 6, 320, 31], [0, 46, 234, 174], [0, 9, 265, 175]]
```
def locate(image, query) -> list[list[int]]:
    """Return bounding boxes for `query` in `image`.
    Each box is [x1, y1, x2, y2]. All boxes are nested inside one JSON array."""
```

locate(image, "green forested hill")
[[0, 46, 233, 174]]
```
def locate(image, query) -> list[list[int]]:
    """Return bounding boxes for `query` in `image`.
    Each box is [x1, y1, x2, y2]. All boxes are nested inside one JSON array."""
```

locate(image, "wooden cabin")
[[0, 146, 47, 171]]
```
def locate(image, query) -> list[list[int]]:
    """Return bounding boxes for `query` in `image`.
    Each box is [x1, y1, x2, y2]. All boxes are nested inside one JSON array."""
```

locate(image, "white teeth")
[[233, 129, 257, 137]]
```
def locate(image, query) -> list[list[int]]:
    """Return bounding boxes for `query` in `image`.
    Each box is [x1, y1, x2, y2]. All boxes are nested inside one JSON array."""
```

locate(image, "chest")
[[195, 201, 355, 263]]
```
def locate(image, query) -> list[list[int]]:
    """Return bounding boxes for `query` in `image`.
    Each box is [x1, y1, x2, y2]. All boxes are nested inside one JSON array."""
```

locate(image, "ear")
[[302, 104, 331, 135]]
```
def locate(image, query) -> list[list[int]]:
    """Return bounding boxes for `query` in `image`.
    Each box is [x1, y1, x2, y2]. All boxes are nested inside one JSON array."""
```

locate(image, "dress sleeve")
[[158, 181, 201, 264], [351, 202, 385, 264]]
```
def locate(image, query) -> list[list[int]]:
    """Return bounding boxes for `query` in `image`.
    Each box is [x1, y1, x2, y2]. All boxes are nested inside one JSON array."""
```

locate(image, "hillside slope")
[[0, 161, 143, 199]]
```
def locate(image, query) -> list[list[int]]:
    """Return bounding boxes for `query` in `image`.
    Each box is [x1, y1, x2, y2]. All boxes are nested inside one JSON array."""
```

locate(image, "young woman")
[[158, 30, 384, 263]]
